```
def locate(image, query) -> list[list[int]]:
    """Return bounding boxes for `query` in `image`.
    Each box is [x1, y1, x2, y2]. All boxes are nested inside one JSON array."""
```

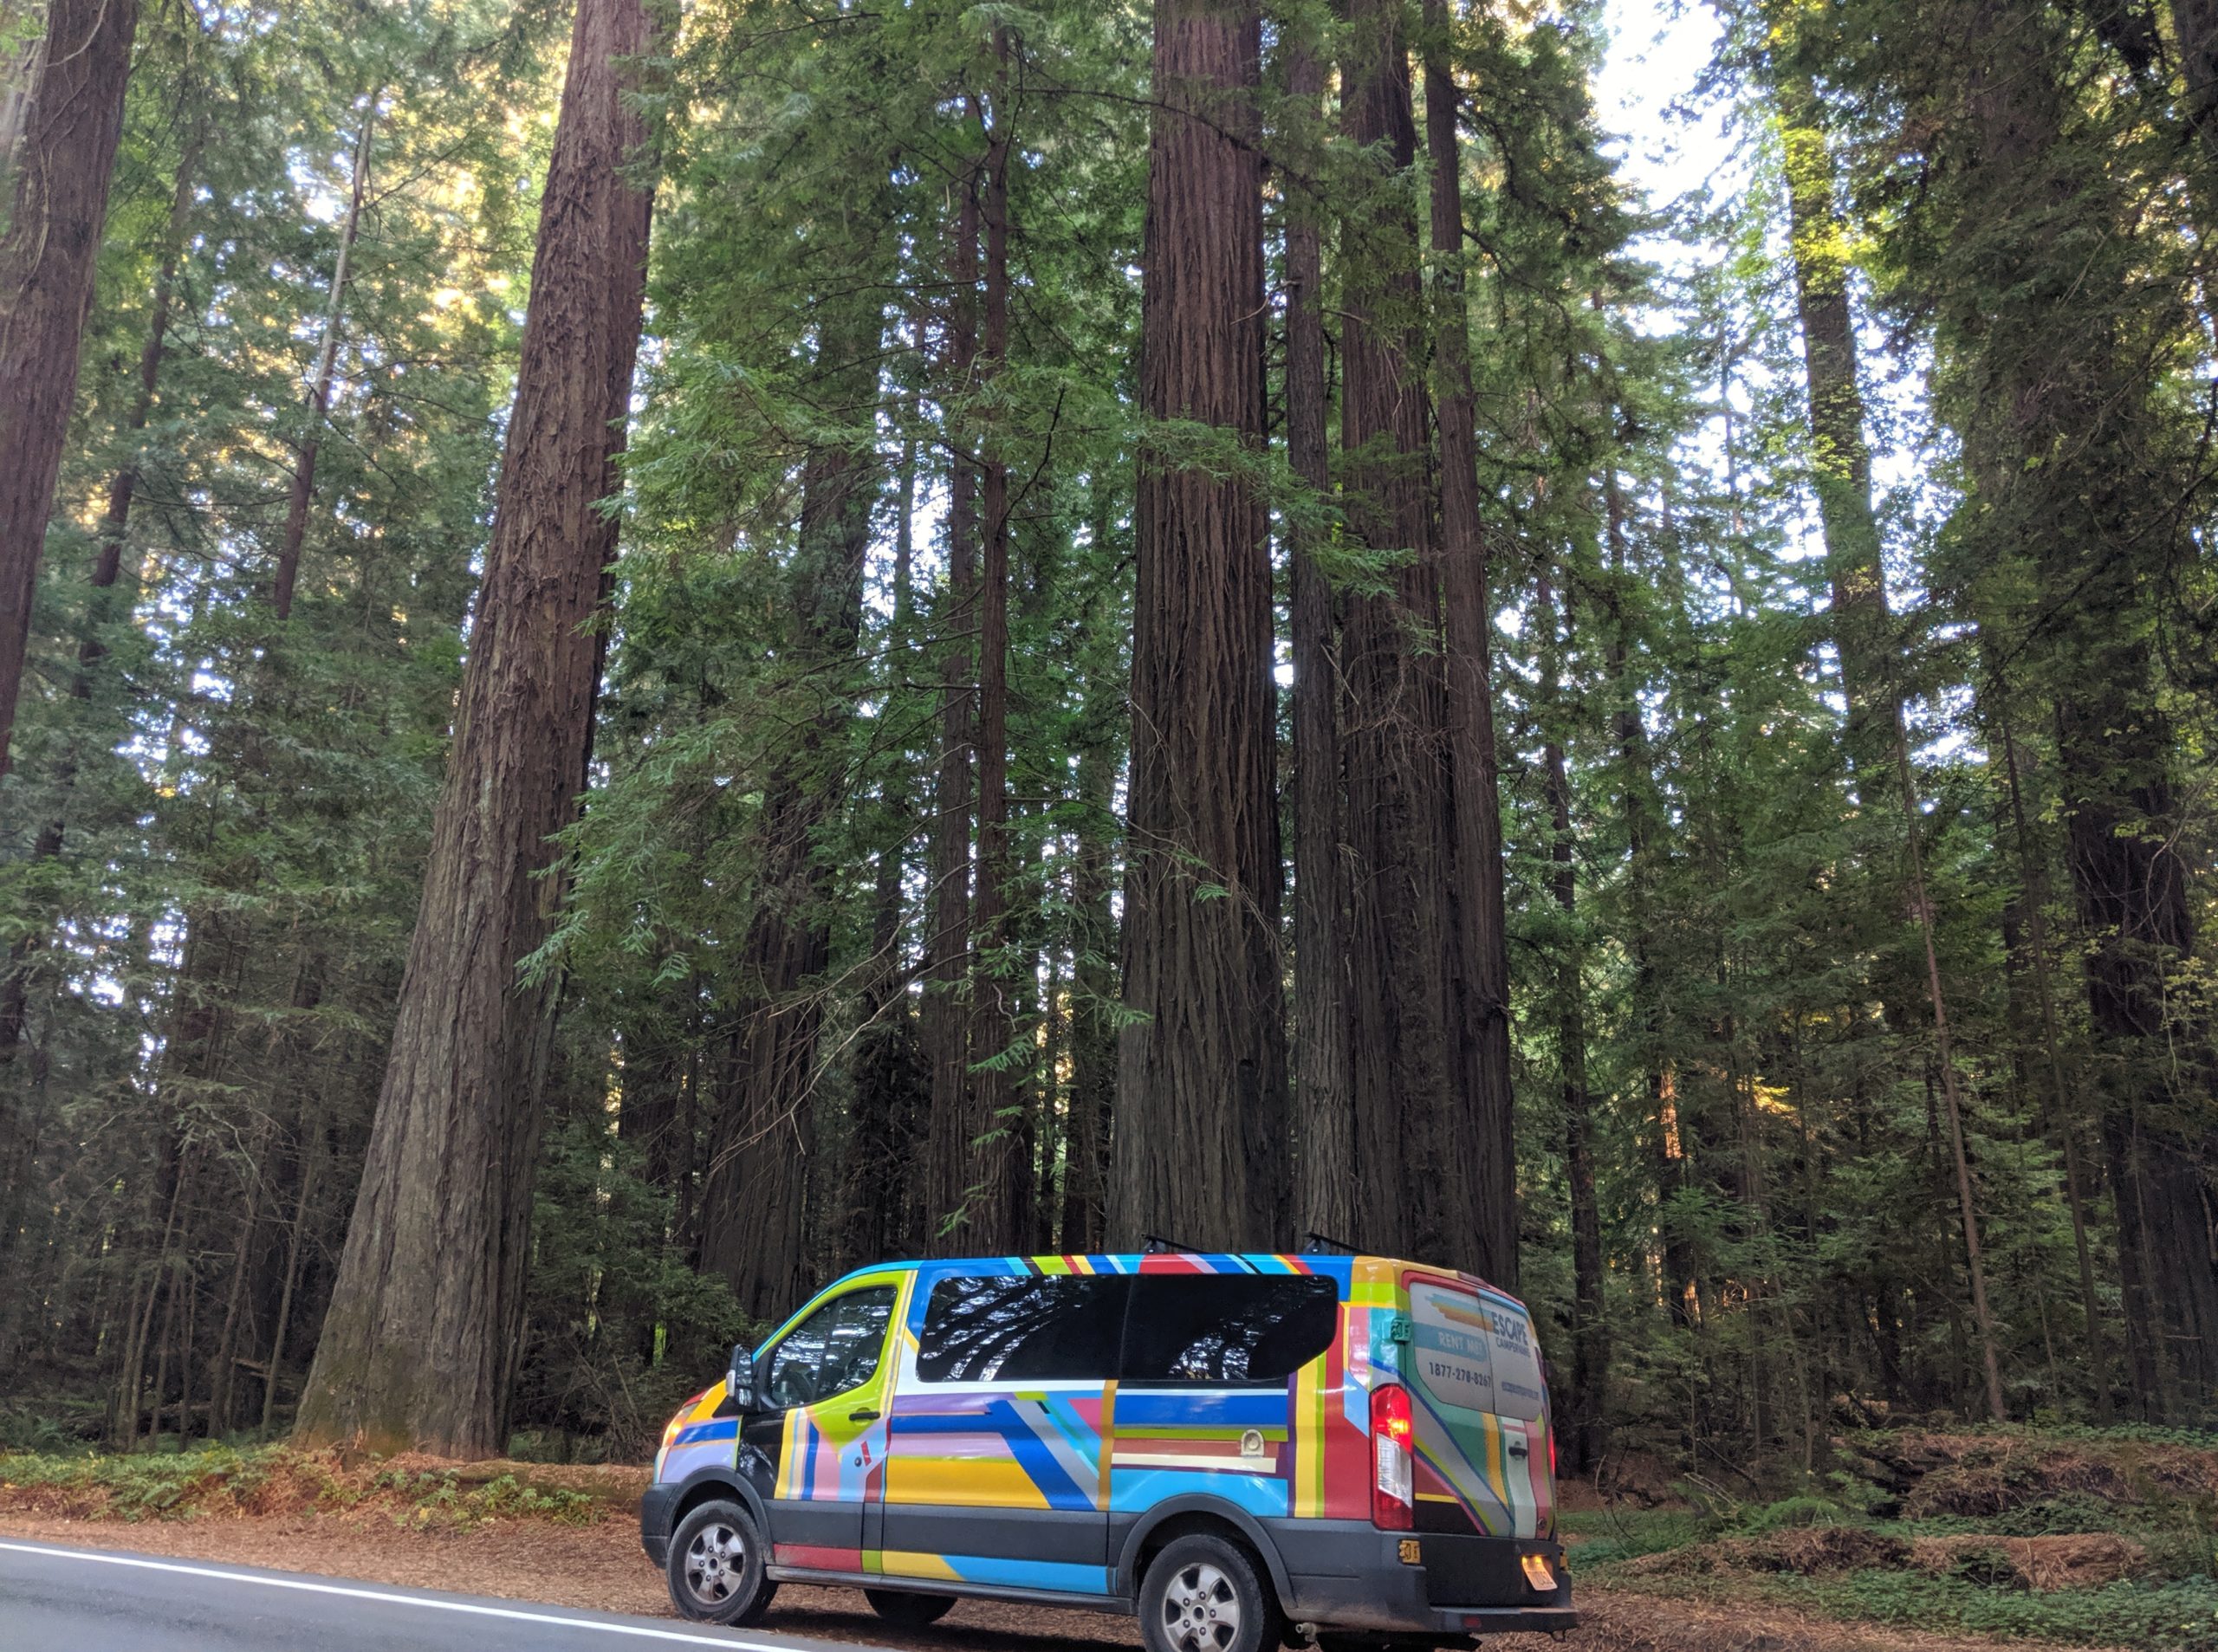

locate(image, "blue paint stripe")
[[1109, 1468, 1289, 1518], [674, 1419, 738, 1447], [992, 1403, 1094, 1510], [940, 1555, 1113, 1594], [1113, 1390, 1289, 1428]]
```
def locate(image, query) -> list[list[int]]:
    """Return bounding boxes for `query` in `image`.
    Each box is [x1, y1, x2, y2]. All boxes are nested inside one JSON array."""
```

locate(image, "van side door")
[[1107, 1267, 1341, 1552], [741, 1275, 903, 1573], [879, 1268, 1128, 1596]]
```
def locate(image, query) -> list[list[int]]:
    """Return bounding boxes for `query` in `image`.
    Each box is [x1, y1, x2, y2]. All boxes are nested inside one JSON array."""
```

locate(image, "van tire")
[[665, 1498, 775, 1625], [1139, 1532, 1283, 1652], [865, 1588, 957, 1627]]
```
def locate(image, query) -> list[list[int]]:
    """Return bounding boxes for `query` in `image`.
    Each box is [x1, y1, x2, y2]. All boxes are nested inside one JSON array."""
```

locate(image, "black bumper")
[[639, 1481, 679, 1567], [1261, 1520, 1576, 1637]]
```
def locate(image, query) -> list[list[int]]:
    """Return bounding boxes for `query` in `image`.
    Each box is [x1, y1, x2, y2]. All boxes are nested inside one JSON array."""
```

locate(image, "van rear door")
[[1400, 1273, 1553, 1540]]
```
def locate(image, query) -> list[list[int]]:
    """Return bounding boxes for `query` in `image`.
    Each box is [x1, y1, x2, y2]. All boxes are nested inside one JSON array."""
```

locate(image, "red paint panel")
[[775, 1544, 863, 1571]]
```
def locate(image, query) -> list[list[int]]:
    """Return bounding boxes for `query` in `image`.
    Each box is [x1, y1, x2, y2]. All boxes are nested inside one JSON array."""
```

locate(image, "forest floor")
[[0, 1428, 2210, 1652]]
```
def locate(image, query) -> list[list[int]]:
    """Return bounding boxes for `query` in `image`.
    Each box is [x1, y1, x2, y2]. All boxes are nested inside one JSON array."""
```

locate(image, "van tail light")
[[1372, 1383, 1414, 1530], [1549, 1427, 1558, 1479]]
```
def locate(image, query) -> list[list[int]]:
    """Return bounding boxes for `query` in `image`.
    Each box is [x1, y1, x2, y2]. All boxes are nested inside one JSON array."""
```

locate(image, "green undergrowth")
[[1566, 1426, 2218, 1647], [1601, 1568, 2218, 1651], [0, 1442, 624, 1528]]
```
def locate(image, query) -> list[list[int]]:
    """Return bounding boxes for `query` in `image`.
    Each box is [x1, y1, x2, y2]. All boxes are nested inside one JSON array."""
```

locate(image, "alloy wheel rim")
[[1159, 1559, 1241, 1651], [684, 1521, 745, 1603]]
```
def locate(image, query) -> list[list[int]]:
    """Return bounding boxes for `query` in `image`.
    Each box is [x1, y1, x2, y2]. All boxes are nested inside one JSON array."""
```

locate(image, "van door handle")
[[1506, 1441, 1529, 1457], [849, 1407, 881, 1422]]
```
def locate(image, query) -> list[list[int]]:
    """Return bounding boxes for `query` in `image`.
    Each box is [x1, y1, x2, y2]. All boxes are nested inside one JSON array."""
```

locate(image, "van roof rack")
[[1299, 1230, 1361, 1254], [1140, 1232, 1198, 1254]]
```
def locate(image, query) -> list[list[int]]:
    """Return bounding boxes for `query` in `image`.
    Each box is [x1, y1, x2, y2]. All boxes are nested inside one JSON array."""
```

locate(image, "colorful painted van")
[[639, 1252, 1574, 1649]]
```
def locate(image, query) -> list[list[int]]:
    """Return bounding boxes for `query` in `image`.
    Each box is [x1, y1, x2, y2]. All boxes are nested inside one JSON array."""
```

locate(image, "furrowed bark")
[[0, 0, 138, 778], [293, 0, 655, 1455], [1423, 0, 1514, 1286], [1283, 30, 1354, 1247], [1337, 0, 1458, 1264], [1113, 0, 1288, 1249]]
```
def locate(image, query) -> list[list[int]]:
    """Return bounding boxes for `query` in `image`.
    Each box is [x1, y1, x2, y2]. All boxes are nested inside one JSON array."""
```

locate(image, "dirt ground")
[[0, 1513, 2130, 1652]]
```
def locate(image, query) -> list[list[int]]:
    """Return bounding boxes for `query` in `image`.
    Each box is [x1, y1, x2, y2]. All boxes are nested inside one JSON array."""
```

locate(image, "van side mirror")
[[727, 1346, 756, 1412]]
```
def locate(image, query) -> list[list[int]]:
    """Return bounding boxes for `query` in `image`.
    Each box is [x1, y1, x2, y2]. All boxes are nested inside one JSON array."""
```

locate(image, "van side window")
[[1120, 1274, 1338, 1384], [915, 1274, 1132, 1382], [762, 1285, 896, 1409]]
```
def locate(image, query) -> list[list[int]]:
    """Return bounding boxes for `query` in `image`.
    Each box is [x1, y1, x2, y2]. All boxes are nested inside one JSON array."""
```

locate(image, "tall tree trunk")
[[0, 0, 138, 777], [0, 132, 196, 1096], [1337, 0, 1458, 1264], [293, 0, 656, 1455], [1422, 0, 1514, 1286], [1601, 463, 1690, 1325], [698, 300, 880, 1320], [1775, 63, 1891, 773], [1059, 732, 1117, 1253], [970, 76, 1019, 1253], [1992, 704, 2108, 1413], [273, 97, 378, 622], [1943, 0, 2217, 1418], [843, 419, 925, 1269], [1892, 717, 2008, 1421], [1539, 564, 1608, 1467], [2170, 0, 2218, 218], [1113, 0, 1287, 1249], [1283, 31, 1354, 1247], [924, 178, 980, 1245]]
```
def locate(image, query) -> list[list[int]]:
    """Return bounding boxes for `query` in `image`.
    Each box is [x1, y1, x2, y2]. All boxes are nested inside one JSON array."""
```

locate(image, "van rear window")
[[1120, 1273, 1337, 1385], [1408, 1280, 1546, 1421], [916, 1273, 1131, 1383]]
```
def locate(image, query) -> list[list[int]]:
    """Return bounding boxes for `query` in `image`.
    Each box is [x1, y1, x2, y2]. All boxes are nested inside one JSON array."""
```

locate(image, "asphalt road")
[[0, 1539, 885, 1652]]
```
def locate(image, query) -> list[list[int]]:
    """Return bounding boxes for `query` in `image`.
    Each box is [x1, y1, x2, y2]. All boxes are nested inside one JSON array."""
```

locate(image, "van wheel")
[[1141, 1533, 1282, 1652], [865, 1588, 956, 1627], [666, 1499, 775, 1625]]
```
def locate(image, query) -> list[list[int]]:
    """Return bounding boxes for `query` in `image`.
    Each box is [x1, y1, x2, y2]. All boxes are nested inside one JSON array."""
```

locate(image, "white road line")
[[0, 1540, 819, 1649]]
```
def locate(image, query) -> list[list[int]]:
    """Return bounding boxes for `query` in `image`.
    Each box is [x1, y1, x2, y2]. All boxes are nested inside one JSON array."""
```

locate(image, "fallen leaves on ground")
[[0, 1514, 2131, 1652]]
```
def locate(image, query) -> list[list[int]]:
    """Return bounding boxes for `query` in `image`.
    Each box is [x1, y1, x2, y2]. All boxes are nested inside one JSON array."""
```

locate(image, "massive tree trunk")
[[1941, 0, 2217, 1417], [1422, 0, 1514, 1286], [273, 99, 378, 622], [1112, 0, 1287, 1250], [1283, 30, 1354, 1247], [923, 178, 980, 1245], [292, 0, 655, 1455], [0, 0, 139, 778], [1336, 0, 1459, 1264], [697, 301, 881, 1322]]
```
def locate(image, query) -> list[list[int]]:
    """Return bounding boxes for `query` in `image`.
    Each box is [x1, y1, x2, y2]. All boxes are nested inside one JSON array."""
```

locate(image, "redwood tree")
[[292, 0, 657, 1455], [1335, 0, 1461, 1266], [1112, 0, 1287, 1249], [0, 0, 139, 778]]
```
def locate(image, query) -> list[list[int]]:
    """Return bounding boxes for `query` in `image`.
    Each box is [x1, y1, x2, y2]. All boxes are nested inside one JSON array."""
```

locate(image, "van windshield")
[[1408, 1279, 1545, 1422]]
